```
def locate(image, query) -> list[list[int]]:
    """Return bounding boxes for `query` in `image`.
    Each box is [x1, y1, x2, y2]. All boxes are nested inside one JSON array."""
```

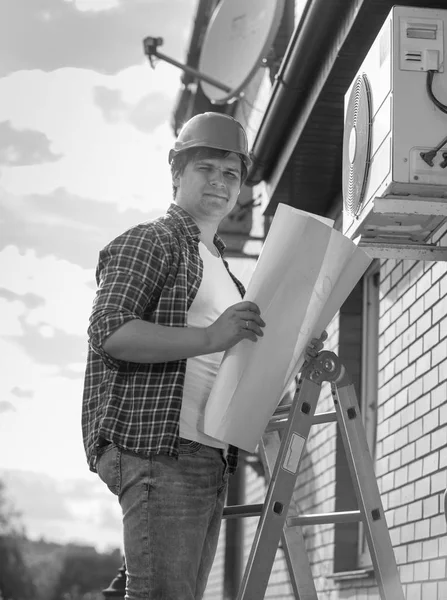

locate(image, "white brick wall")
[[374, 241, 447, 600]]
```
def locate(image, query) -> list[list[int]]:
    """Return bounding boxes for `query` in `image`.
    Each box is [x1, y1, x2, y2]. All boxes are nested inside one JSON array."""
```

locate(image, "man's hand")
[[206, 301, 265, 353], [303, 330, 328, 366]]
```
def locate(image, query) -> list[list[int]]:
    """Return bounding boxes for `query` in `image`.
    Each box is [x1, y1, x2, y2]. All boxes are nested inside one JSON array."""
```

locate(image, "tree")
[[0, 480, 36, 600], [50, 545, 122, 600], [0, 480, 121, 600]]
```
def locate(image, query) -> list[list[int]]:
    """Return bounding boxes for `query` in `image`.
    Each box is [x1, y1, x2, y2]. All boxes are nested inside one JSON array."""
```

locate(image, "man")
[[82, 112, 325, 599]]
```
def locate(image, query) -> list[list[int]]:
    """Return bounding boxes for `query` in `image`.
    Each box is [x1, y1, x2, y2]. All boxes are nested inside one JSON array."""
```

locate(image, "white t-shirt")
[[179, 242, 241, 450]]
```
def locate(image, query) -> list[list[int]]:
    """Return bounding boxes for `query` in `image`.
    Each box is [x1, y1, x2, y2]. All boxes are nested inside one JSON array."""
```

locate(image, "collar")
[[167, 203, 226, 254]]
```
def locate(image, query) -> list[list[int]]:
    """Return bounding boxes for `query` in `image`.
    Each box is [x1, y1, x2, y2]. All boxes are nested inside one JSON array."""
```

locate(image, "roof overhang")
[[246, 0, 447, 216]]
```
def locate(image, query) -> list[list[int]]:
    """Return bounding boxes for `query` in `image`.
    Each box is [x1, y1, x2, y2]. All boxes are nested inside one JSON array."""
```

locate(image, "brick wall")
[[372, 227, 447, 600]]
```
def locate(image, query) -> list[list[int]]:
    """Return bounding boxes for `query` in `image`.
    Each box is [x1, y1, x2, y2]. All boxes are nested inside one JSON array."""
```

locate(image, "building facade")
[[172, 1, 447, 598]]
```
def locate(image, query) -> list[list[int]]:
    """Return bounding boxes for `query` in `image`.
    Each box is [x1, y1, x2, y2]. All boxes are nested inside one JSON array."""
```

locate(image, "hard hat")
[[169, 112, 252, 169]]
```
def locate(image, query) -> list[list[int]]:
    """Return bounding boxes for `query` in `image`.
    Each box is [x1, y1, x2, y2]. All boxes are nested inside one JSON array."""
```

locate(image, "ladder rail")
[[259, 430, 317, 600], [236, 376, 323, 600], [227, 352, 405, 600]]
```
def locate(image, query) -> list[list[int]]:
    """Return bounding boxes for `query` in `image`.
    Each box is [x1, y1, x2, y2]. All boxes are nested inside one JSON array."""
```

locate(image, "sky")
[[0, 0, 225, 552]]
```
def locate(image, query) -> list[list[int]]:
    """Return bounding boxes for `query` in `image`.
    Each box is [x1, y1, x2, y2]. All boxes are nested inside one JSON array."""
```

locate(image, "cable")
[[420, 133, 447, 166], [426, 70, 447, 115], [419, 71, 447, 166]]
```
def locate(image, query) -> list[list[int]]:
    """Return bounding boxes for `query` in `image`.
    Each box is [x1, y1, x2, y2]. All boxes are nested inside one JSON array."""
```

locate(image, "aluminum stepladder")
[[222, 351, 405, 600]]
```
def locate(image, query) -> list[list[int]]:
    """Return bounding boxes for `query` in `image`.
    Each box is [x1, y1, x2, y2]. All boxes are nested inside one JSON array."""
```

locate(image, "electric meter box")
[[342, 5, 447, 246]]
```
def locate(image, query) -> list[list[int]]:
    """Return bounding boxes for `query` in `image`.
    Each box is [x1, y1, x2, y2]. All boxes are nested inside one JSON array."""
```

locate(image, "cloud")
[[0, 386, 33, 415], [94, 86, 171, 133], [0, 121, 62, 166], [0, 340, 47, 407], [1, 188, 164, 268], [8, 321, 88, 368], [11, 387, 34, 399], [129, 91, 171, 133], [0, 67, 179, 208], [0, 0, 196, 77], [0, 69, 177, 208], [0, 338, 88, 478], [0, 245, 95, 343], [94, 86, 128, 122], [0, 289, 45, 335], [1, 470, 74, 520], [0, 288, 45, 310], [58, 365, 88, 380], [67, 0, 120, 12], [0, 189, 155, 375], [0, 468, 122, 549]]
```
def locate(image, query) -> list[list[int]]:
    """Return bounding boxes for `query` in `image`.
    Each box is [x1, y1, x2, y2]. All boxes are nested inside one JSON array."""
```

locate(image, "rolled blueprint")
[[202, 203, 373, 453]]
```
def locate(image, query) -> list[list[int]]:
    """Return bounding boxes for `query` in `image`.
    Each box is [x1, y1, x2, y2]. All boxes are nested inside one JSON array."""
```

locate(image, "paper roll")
[[202, 204, 372, 452]]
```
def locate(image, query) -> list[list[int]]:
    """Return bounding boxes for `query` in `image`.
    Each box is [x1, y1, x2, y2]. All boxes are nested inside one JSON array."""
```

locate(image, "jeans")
[[96, 438, 229, 599]]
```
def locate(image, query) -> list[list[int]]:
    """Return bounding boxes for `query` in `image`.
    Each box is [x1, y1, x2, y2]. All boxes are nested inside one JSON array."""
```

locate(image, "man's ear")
[[172, 171, 180, 188]]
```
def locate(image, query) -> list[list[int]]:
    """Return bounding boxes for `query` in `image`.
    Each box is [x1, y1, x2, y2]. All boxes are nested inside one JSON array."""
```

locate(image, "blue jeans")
[[96, 438, 229, 599]]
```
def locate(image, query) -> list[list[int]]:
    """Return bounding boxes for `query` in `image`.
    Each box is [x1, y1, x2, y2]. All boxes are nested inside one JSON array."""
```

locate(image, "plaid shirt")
[[82, 203, 245, 475]]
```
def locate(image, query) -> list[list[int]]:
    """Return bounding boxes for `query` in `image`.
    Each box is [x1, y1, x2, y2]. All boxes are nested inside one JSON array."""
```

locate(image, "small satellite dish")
[[198, 0, 285, 105]]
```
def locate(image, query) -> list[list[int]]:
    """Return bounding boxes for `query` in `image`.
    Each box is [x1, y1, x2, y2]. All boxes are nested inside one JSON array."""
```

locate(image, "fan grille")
[[342, 74, 373, 216]]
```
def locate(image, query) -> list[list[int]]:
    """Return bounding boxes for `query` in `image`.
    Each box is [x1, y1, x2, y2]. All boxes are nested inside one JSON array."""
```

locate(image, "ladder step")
[[311, 411, 338, 425], [266, 409, 337, 432], [223, 504, 263, 518], [223, 504, 362, 525], [287, 510, 362, 526]]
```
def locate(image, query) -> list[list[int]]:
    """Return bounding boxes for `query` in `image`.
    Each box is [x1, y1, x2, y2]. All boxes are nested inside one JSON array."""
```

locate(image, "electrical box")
[[342, 6, 447, 250]]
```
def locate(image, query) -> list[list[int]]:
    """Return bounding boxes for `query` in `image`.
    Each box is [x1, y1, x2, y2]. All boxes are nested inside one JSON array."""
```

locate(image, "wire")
[[426, 70, 447, 115], [420, 133, 447, 166], [419, 71, 447, 166]]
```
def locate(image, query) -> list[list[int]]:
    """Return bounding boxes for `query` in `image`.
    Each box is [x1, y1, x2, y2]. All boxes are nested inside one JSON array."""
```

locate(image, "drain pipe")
[[246, 0, 361, 187]]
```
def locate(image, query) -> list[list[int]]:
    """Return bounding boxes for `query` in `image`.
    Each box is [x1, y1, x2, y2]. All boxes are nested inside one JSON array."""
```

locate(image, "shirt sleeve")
[[87, 224, 172, 369]]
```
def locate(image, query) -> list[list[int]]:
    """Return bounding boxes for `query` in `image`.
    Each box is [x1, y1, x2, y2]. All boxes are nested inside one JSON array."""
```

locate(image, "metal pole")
[[142, 37, 231, 94], [154, 50, 232, 93]]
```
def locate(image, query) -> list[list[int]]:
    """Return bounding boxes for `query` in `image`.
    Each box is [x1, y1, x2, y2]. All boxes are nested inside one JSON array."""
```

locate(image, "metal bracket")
[[142, 36, 231, 94], [373, 196, 447, 217], [358, 241, 447, 261], [300, 351, 346, 386]]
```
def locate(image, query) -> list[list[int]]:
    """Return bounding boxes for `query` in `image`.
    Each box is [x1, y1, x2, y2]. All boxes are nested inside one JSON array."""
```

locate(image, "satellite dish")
[[198, 0, 285, 105]]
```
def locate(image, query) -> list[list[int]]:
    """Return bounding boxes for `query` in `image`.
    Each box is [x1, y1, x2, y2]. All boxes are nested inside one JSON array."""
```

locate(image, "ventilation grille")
[[342, 74, 373, 216]]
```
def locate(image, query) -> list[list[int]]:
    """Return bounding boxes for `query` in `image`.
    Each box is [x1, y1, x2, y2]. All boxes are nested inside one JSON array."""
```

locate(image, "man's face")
[[174, 152, 242, 223]]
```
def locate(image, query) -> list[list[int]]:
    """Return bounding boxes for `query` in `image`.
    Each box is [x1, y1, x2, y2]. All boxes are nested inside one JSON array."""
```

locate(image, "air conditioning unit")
[[342, 5, 447, 257]]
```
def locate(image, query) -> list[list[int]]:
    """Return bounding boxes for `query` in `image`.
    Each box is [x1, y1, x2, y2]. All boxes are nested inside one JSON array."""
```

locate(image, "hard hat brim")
[[168, 145, 252, 169]]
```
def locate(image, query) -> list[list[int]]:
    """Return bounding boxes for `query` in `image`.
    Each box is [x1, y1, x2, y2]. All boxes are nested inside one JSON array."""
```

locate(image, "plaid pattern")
[[82, 203, 245, 474]]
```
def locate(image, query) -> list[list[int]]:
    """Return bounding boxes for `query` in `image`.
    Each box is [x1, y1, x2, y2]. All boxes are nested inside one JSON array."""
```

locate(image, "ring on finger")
[[245, 320, 249, 329]]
